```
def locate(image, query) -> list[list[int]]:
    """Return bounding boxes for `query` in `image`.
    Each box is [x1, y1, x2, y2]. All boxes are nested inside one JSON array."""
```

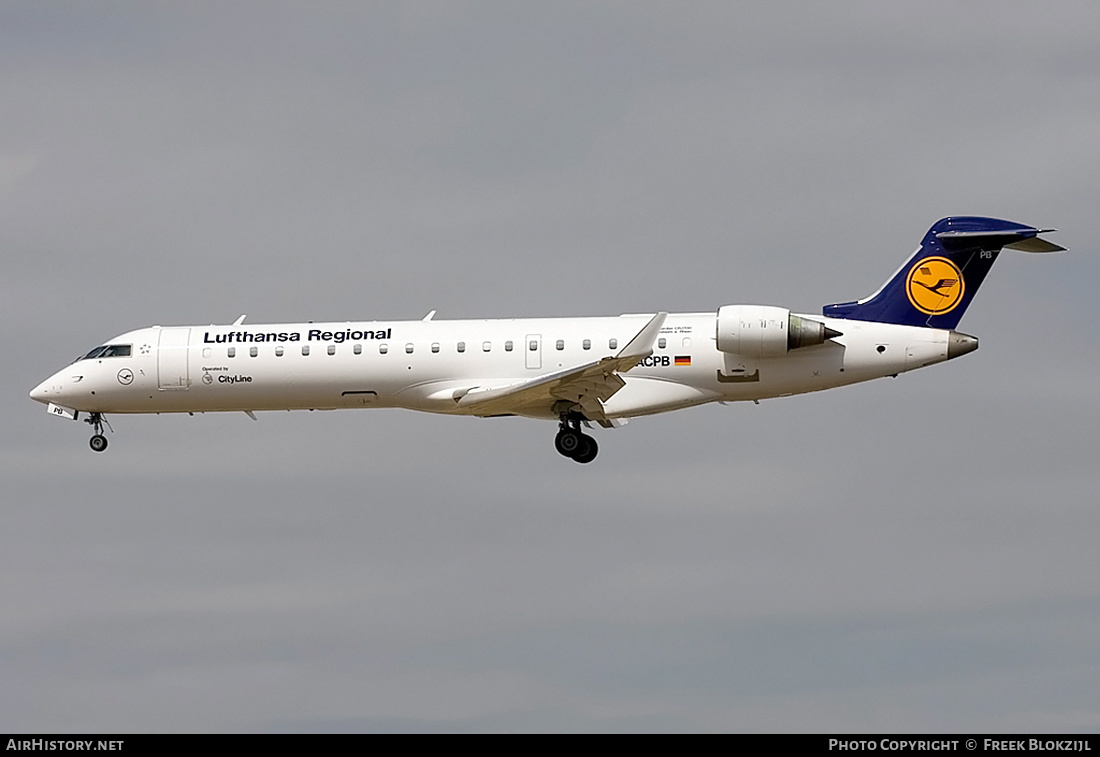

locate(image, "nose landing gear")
[[555, 414, 599, 464], [84, 412, 112, 452]]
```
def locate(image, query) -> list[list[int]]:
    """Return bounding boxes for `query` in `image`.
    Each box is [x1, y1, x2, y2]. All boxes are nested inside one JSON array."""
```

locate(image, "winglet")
[[616, 312, 667, 361], [233, 314, 247, 326]]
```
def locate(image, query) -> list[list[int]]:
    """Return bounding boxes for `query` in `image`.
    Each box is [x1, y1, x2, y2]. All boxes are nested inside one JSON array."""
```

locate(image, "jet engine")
[[716, 305, 837, 358]]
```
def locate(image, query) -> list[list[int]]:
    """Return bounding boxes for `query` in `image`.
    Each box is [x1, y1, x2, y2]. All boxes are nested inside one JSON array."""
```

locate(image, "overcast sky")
[[3, 1, 1099, 733]]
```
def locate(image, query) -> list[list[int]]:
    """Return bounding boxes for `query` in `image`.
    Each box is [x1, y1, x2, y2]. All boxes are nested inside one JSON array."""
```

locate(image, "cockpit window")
[[79, 344, 131, 360], [80, 346, 109, 361]]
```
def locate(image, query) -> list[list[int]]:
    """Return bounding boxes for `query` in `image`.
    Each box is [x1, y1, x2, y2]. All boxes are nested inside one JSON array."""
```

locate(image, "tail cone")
[[947, 331, 979, 360]]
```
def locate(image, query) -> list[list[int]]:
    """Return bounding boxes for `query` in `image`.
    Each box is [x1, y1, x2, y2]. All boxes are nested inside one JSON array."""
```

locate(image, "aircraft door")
[[157, 328, 191, 389], [525, 334, 542, 370]]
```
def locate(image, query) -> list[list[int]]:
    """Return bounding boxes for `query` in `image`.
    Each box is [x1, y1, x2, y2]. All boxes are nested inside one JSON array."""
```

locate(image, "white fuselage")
[[30, 312, 961, 421]]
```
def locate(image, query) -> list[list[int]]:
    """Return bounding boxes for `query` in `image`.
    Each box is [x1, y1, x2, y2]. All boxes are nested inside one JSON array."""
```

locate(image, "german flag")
[[674, 355, 691, 367]]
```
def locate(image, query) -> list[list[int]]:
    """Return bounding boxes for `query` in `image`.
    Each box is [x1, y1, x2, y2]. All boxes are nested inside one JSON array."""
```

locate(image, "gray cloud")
[[3, 0, 1098, 732]]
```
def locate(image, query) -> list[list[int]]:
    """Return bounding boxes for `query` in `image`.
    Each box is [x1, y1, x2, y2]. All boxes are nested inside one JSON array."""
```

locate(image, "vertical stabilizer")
[[822, 217, 1062, 329]]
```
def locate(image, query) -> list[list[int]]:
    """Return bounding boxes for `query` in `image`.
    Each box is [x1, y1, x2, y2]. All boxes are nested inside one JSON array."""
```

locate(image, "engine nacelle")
[[716, 305, 833, 358]]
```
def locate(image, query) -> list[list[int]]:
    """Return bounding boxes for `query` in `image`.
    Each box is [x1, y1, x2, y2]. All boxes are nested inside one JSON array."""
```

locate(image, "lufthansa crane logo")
[[117, 368, 134, 386], [906, 257, 965, 315]]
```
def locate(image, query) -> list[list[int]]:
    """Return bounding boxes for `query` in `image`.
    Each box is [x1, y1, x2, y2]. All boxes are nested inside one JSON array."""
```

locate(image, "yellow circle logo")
[[906, 257, 965, 315]]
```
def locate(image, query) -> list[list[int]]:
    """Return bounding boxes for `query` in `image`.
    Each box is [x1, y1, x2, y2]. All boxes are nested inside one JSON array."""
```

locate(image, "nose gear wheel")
[[84, 412, 112, 453]]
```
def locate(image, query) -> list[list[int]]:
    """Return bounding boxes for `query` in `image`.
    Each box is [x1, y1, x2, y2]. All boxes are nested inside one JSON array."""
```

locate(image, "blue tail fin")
[[822, 216, 1063, 329]]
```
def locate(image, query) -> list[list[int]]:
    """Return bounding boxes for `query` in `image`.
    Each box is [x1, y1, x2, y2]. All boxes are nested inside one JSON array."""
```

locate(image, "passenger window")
[[482, 341, 491, 352], [555, 339, 564, 351], [302, 345, 310, 356], [609, 338, 618, 350], [583, 339, 591, 350], [379, 344, 388, 354], [353, 344, 362, 355], [202, 347, 212, 359], [504, 341, 513, 352], [431, 343, 440, 353], [658, 338, 666, 349], [457, 341, 466, 353], [405, 343, 414, 354], [327, 345, 336, 356], [275, 346, 284, 357], [528, 340, 537, 351], [228, 347, 236, 358], [249, 346, 258, 358], [683, 337, 691, 348]]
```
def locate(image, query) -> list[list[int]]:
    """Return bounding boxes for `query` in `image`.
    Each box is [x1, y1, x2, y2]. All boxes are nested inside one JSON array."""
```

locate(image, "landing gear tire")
[[572, 435, 598, 464], [555, 429, 582, 457], [555, 428, 599, 463], [555, 410, 600, 463], [84, 412, 112, 453]]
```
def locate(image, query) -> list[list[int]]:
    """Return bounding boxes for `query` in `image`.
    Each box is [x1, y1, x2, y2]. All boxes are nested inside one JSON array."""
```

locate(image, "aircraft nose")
[[29, 381, 50, 403], [30, 370, 74, 404]]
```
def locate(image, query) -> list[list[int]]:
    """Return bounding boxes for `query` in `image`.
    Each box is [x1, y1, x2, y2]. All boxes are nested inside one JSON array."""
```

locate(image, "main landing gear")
[[84, 412, 112, 453], [555, 414, 598, 464]]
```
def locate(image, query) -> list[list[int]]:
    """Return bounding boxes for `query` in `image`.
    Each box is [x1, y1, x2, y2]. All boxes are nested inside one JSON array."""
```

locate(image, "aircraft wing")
[[452, 312, 667, 420]]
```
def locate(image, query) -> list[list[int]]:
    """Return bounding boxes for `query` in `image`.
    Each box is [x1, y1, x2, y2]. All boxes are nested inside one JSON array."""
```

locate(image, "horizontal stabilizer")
[[935, 227, 1064, 253], [1004, 236, 1065, 253]]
